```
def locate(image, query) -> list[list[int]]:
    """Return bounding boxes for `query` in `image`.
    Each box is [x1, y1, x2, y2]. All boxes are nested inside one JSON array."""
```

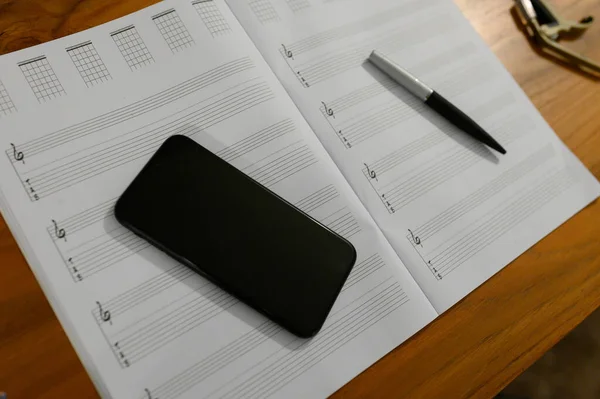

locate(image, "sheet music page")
[[224, 0, 600, 312], [0, 0, 437, 398]]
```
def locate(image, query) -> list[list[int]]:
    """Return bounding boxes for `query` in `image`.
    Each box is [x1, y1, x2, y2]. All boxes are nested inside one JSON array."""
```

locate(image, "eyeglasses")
[[514, 0, 600, 75]]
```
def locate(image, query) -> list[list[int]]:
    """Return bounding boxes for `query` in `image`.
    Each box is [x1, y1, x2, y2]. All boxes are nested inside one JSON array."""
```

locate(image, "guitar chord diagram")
[[0, 79, 16, 117], [193, 0, 232, 37], [111, 26, 155, 70], [248, 0, 280, 24], [153, 9, 195, 53], [6, 57, 254, 166], [18, 56, 65, 103], [67, 42, 112, 87], [285, 0, 310, 13]]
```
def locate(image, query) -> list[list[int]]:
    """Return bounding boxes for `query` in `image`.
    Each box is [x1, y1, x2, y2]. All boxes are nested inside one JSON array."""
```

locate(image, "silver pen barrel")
[[369, 50, 433, 101]]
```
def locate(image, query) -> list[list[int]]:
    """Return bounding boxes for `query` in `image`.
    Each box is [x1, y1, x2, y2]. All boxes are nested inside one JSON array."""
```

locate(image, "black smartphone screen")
[[115, 135, 357, 337]]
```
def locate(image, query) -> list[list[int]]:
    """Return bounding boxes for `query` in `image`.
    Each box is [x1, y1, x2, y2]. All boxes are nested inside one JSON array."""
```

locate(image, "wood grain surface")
[[1, 0, 599, 398]]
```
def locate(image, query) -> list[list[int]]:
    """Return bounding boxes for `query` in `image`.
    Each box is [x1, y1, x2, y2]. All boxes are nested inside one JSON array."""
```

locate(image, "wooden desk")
[[1, 0, 599, 397]]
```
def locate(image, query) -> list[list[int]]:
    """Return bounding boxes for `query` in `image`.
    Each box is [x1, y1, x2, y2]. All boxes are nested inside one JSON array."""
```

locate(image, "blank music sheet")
[[225, 0, 600, 311], [0, 0, 436, 398], [0, 0, 598, 398]]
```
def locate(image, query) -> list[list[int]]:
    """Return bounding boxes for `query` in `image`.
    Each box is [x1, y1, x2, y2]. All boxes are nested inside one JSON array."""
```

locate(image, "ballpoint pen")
[[368, 50, 506, 155]]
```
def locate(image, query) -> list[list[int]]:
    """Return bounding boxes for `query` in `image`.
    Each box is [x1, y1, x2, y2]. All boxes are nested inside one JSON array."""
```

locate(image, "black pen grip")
[[425, 91, 506, 154]]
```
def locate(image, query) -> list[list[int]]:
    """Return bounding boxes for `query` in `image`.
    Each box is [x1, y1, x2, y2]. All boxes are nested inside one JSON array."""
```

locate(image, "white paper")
[[224, 0, 600, 311], [1, 0, 599, 397], [0, 1, 436, 398]]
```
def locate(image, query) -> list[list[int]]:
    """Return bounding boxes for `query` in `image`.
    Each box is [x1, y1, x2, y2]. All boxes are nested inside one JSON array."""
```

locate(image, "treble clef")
[[281, 44, 293, 59], [363, 163, 378, 181], [321, 101, 334, 118], [10, 143, 24, 164], [52, 219, 66, 241], [408, 229, 421, 246], [96, 301, 111, 323]]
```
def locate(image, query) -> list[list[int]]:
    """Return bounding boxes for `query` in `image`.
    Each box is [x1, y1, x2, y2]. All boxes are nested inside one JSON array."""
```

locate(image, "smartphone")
[[115, 135, 357, 337]]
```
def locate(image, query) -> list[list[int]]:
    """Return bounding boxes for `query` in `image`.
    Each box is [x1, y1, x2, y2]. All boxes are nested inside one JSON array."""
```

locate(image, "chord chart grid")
[[5, 57, 254, 166], [19, 57, 65, 103], [153, 9, 195, 53], [0, 80, 16, 117], [193, 0, 231, 37], [67, 42, 112, 87], [111, 26, 154, 70], [286, 0, 310, 12], [248, 0, 280, 24]]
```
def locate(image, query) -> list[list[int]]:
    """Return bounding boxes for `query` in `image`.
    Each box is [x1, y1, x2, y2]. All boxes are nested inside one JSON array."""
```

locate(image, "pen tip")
[[484, 137, 506, 155], [486, 138, 506, 155]]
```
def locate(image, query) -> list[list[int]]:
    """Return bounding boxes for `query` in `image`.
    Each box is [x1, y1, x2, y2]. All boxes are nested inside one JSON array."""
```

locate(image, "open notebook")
[[0, 0, 598, 397]]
